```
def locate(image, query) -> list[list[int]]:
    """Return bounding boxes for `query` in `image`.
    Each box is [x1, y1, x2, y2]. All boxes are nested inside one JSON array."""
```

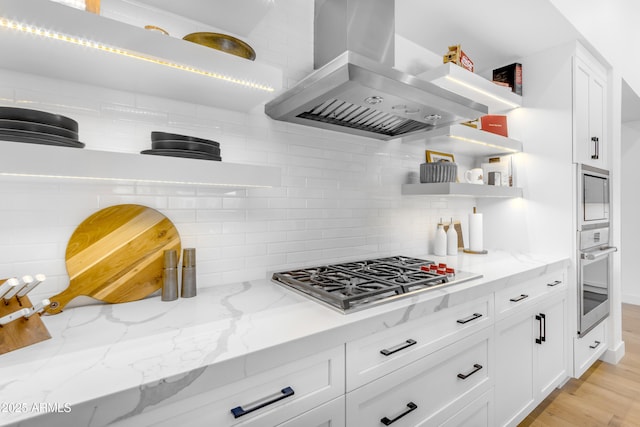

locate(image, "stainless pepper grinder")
[[162, 249, 178, 301], [181, 248, 197, 298]]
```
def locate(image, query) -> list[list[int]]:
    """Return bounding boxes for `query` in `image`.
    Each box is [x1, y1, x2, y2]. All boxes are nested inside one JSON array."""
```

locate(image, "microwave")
[[578, 164, 610, 230]]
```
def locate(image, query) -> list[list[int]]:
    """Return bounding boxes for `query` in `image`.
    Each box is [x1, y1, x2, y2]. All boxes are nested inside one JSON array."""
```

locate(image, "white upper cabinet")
[[0, 0, 282, 112], [573, 47, 608, 169]]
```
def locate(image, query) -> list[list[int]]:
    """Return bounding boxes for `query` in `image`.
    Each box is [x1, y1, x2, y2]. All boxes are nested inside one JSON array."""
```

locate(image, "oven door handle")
[[581, 246, 618, 261]]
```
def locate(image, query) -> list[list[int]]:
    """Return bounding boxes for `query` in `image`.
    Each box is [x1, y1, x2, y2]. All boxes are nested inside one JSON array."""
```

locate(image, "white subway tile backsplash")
[[0, 0, 479, 299]]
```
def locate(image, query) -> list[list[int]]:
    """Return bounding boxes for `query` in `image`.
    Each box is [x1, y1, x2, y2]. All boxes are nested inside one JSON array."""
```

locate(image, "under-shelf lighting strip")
[[0, 172, 273, 188], [0, 17, 275, 92], [445, 76, 520, 109], [448, 134, 520, 153]]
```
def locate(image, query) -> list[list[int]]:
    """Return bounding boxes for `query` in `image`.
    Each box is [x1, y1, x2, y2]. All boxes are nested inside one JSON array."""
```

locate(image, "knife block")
[[0, 294, 51, 355]]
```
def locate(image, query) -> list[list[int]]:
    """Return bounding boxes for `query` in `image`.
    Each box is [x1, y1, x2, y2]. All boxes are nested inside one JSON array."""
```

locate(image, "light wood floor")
[[520, 303, 640, 426]]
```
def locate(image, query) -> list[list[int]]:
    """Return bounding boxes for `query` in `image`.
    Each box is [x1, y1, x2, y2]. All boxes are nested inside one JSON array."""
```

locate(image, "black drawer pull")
[[547, 280, 562, 287], [536, 313, 546, 344], [510, 294, 529, 302], [457, 313, 483, 324], [380, 402, 418, 425], [230, 386, 294, 418], [380, 339, 417, 356], [457, 363, 483, 380], [589, 340, 602, 349]]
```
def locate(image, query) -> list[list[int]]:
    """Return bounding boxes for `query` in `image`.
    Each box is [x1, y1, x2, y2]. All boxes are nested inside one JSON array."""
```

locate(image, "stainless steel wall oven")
[[577, 226, 616, 336], [576, 163, 616, 336]]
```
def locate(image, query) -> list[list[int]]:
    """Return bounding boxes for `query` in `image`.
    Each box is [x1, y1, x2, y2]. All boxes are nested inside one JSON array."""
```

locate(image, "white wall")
[[480, 42, 575, 256], [0, 1, 479, 304], [621, 121, 640, 303]]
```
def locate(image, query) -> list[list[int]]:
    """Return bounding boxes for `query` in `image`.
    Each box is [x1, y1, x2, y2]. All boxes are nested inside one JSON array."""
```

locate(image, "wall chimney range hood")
[[264, 0, 488, 140]]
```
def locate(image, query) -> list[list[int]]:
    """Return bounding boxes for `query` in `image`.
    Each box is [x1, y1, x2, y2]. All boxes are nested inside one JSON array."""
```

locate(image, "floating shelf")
[[423, 124, 523, 157], [0, 0, 282, 112], [0, 140, 281, 189], [418, 63, 522, 113], [401, 182, 523, 198]]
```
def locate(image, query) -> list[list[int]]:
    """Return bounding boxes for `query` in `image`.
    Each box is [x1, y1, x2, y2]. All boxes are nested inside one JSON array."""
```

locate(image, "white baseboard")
[[601, 340, 626, 364], [622, 294, 640, 305]]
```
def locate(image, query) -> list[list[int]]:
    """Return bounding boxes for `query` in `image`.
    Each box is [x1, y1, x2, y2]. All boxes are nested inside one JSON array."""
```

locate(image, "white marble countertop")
[[0, 251, 570, 426]]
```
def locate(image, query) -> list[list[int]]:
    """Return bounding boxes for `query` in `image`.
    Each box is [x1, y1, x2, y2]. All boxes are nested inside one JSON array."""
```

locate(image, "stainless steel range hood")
[[264, 0, 488, 140]]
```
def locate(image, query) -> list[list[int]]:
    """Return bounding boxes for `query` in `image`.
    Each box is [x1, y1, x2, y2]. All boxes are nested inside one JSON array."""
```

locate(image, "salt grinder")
[[181, 248, 197, 298], [162, 249, 178, 301]]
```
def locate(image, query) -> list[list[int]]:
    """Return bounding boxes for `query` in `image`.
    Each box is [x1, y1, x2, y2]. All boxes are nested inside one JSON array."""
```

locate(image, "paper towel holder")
[[464, 206, 487, 254]]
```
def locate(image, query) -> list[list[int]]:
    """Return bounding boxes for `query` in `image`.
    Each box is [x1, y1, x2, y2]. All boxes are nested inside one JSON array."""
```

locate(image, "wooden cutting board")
[[45, 204, 181, 315]]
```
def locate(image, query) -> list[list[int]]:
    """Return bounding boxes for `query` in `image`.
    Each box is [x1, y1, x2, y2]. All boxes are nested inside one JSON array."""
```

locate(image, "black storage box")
[[493, 63, 522, 96]]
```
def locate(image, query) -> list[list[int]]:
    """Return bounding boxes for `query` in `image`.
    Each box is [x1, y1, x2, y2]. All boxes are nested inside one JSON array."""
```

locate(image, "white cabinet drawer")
[[495, 272, 565, 320], [115, 345, 345, 427], [278, 396, 345, 427], [346, 295, 492, 391], [346, 327, 492, 427], [574, 319, 607, 378]]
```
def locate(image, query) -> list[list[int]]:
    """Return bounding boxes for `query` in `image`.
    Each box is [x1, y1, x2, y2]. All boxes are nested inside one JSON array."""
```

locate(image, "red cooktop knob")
[[446, 267, 455, 274], [438, 263, 447, 268], [420, 265, 429, 272], [429, 265, 438, 271]]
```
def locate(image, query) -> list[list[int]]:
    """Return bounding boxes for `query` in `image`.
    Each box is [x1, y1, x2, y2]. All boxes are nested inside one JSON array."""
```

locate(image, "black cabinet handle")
[[589, 340, 601, 349], [230, 386, 294, 418], [547, 280, 562, 287], [536, 313, 546, 344], [510, 294, 529, 303], [456, 313, 483, 324], [380, 339, 417, 356], [380, 402, 418, 425], [591, 136, 599, 159], [457, 363, 483, 380]]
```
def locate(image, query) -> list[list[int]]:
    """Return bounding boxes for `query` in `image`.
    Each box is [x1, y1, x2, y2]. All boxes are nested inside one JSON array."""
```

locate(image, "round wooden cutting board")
[[45, 204, 181, 315]]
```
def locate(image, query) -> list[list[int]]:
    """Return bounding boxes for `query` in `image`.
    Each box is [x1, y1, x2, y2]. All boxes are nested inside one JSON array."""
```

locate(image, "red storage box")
[[480, 115, 508, 137]]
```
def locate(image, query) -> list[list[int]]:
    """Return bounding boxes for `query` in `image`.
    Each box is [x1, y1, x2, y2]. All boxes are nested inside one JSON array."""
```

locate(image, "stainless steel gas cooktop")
[[271, 256, 482, 313]]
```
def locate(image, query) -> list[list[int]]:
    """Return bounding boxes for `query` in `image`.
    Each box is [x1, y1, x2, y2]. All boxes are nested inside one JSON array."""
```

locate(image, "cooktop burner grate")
[[272, 256, 481, 313]]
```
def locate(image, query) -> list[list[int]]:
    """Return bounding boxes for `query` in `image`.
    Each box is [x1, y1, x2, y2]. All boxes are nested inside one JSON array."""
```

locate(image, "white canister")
[[446, 219, 458, 256], [434, 223, 447, 256]]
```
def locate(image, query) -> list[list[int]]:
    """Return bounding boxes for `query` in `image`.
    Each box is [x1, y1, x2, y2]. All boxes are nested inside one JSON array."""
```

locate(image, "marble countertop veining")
[[0, 251, 570, 426]]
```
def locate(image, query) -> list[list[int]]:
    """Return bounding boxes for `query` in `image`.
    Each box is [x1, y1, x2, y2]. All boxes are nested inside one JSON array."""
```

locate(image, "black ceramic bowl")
[[151, 131, 220, 147], [0, 119, 79, 140], [151, 139, 221, 156], [0, 107, 78, 132], [141, 149, 221, 161]]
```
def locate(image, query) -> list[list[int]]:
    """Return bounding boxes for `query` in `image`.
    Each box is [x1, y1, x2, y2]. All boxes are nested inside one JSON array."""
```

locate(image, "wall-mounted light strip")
[[0, 17, 275, 92], [445, 76, 520, 109], [448, 134, 520, 153], [0, 172, 274, 188]]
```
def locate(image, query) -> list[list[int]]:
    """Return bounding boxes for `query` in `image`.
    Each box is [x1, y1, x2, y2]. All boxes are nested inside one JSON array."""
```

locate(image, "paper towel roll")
[[469, 212, 483, 252]]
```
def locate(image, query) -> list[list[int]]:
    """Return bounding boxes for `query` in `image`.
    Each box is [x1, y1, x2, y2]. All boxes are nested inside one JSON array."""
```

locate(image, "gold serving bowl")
[[182, 32, 256, 61]]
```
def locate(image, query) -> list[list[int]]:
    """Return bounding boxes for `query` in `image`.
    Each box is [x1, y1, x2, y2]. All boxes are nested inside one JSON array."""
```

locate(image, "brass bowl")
[[144, 25, 169, 36], [182, 32, 256, 61]]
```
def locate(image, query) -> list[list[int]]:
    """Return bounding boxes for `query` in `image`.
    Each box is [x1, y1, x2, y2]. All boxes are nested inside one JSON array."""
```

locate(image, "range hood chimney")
[[265, 0, 488, 141]]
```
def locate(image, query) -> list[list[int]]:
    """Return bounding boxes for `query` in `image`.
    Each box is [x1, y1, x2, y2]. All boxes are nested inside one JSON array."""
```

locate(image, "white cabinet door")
[[573, 54, 607, 169], [439, 389, 493, 427], [535, 297, 567, 398], [495, 309, 535, 427]]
